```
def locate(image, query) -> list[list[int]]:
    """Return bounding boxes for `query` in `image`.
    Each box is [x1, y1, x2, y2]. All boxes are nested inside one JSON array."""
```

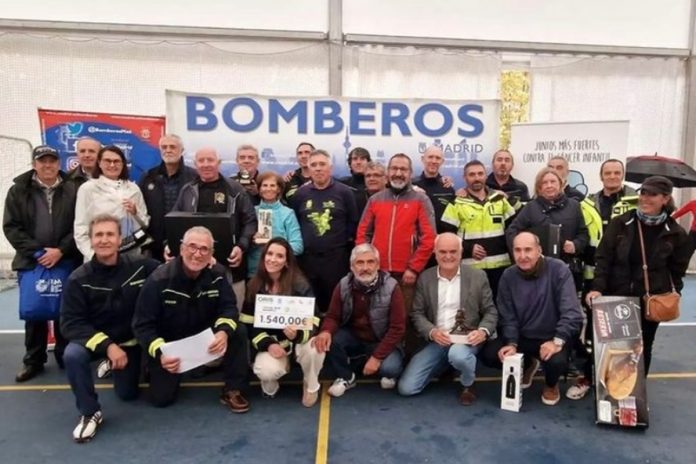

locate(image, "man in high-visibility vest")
[[442, 160, 515, 299], [581, 159, 638, 284], [586, 159, 638, 231]]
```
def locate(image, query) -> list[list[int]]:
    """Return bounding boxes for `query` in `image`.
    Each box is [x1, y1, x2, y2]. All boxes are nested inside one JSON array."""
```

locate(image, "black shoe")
[[15, 364, 44, 382]]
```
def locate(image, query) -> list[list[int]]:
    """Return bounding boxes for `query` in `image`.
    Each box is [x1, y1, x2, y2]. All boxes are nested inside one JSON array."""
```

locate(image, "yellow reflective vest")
[[441, 191, 515, 270]]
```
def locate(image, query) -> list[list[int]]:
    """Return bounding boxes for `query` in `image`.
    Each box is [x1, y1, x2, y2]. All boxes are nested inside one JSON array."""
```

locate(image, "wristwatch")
[[553, 337, 565, 348]]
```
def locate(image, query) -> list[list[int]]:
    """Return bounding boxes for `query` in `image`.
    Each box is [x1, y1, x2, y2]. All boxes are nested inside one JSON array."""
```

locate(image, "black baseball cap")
[[32, 145, 59, 160]]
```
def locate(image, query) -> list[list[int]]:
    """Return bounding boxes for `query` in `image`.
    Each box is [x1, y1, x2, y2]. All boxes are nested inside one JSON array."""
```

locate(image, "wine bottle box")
[[500, 353, 523, 412]]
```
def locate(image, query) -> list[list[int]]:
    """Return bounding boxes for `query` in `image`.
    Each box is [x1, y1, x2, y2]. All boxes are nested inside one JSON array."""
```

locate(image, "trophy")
[[449, 309, 472, 344], [255, 210, 273, 244], [238, 169, 253, 186]]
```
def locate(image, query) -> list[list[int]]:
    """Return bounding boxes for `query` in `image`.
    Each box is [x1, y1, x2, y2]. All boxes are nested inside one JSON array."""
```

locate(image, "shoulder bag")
[[637, 221, 680, 322]]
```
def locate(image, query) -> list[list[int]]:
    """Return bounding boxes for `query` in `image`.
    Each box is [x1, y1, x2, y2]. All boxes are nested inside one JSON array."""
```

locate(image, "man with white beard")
[[312, 243, 406, 397]]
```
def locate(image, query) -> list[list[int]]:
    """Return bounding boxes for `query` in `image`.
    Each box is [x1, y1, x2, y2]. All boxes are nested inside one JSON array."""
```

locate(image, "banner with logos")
[[38, 109, 165, 181], [166, 91, 500, 187], [510, 120, 630, 196]]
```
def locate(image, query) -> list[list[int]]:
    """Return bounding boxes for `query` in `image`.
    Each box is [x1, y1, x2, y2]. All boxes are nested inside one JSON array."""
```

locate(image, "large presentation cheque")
[[254, 295, 315, 330]]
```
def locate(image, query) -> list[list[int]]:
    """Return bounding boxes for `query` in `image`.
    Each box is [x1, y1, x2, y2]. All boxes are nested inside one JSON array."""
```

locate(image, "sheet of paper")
[[160, 328, 220, 373]]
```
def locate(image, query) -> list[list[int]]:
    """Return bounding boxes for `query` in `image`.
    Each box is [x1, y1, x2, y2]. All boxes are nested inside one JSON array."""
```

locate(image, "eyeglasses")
[[160, 144, 179, 150], [101, 158, 123, 166], [182, 243, 212, 255], [365, 173, 385, 178]]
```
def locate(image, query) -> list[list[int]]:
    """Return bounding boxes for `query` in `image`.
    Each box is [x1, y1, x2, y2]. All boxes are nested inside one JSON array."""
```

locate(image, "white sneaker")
[[566, 377, 592, 400], [260, 380, 280, 398], [380, 377, 396, 390], [72, 410, 103, 443], [96, 360, 112, 379], [327, 375, 356, 398]]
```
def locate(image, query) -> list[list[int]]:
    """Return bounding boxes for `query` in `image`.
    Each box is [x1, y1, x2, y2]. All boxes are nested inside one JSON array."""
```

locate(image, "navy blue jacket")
[[497, 257, 582, 344], [133, 258, 239, 358], [60, 255, 160, 355]]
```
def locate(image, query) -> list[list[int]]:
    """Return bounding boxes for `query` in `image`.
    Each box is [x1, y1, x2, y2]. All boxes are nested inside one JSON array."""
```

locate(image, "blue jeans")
[[398, 342, 480, 396], [64, 342, 141, 416], [326, 328, 404, 380]]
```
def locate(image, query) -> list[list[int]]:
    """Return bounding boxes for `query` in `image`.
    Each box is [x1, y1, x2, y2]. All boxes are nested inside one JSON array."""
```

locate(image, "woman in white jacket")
[[74, 145, 149, 261]]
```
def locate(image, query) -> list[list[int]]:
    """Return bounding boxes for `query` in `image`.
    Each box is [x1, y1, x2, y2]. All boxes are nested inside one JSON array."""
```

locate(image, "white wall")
[[0, 0, 328, 31], [345, 0, 691, 49], [2, 1, 691, 49]]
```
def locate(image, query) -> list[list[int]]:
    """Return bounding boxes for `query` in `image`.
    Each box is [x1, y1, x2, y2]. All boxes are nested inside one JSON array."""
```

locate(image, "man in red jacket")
[[356, 154, 436, 352], [357, 153, 436, 282]]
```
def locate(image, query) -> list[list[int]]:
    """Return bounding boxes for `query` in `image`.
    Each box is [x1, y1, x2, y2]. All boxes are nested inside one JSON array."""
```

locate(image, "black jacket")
[[564, 184, 586, 202], [60, 255, 160, 355], [339, 173, 369, 215], [592, 211, 693, 297], [173, 176, 256, 252], [138, 160, 197, 260], [66, 167, 90, 189], [3, 170, 78, 270], [172, 176, 257, 282], [506, 194, 589, 259], [412, 172, 456, 234], [284, 168, 311, 201], [133, 258, 240, 358], [486, 173, 530, 208]]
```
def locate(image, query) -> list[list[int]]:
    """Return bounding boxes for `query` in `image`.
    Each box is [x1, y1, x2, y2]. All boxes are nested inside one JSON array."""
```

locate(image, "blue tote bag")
[[18, 259, 74, 321]]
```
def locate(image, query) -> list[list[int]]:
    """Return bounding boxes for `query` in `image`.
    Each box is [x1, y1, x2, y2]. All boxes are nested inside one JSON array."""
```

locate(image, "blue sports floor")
[[0, 279, 695, 464]]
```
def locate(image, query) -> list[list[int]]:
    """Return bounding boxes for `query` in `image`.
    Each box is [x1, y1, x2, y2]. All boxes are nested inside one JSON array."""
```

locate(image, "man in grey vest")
[[312, 243, 406, 397]]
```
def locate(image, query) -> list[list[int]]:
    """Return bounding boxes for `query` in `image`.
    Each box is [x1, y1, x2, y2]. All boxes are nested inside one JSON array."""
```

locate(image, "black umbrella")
[[625, 155, 696, 188]]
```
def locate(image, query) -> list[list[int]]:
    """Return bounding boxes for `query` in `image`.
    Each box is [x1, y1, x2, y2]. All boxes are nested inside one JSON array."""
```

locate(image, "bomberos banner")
[[166, 91, 500, 186]]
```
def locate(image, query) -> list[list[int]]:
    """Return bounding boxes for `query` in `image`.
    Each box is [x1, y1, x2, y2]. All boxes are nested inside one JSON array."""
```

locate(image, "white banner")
[[166, 91, 500, 187], [510, 120, 630, 196]]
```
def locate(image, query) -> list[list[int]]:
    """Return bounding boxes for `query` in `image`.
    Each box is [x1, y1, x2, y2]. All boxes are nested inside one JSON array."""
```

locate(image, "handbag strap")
[[636, 220, 675, 297]]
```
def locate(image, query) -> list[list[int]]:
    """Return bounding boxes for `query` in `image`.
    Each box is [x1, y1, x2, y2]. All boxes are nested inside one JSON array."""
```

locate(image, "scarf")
[[636, 209, 668, 226], [351, 271, 382, 294], [518, 256, 546, 280]]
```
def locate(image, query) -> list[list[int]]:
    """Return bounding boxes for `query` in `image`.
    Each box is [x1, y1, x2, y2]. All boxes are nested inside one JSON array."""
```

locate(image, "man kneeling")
[[313, 243, 406, 396], [398, 233, 497, 405], [61, 215, 159, 442], [133, 226, 251, 411], [482, 231, 582, 406]]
